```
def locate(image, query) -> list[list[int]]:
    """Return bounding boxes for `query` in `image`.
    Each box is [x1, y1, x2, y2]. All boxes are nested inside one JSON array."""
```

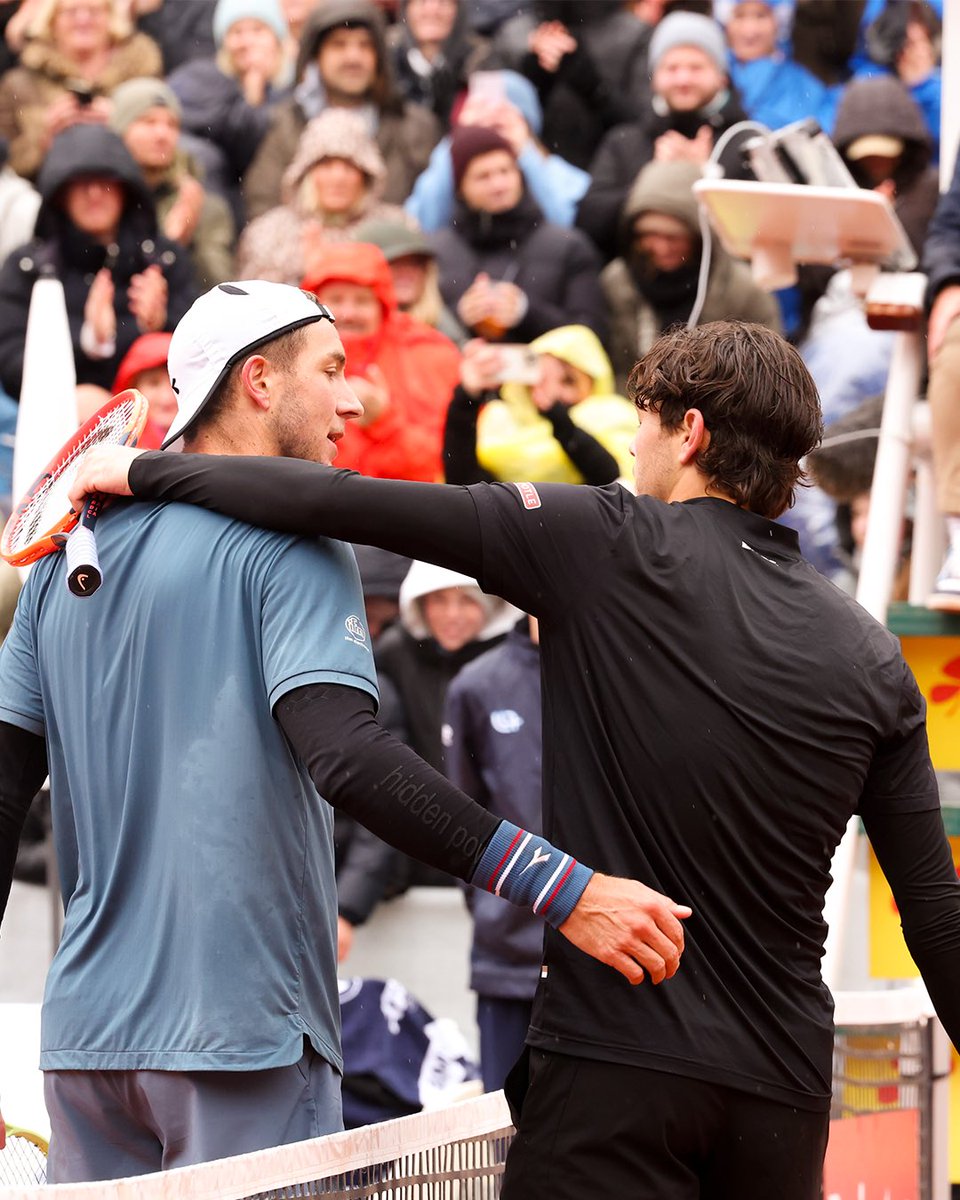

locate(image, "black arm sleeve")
[[442, 385, 496, 485], [862, 806, 960, 1050], [543, 403, 620, 485], [275, 683, 499, 882], [0, 720, 49, 924], [130, 453, 484, 579]]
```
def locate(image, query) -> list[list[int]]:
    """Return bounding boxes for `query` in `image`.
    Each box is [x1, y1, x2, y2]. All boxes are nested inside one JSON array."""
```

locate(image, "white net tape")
[[6, 399, 140, 555], [0, 1092, 514, 1200]]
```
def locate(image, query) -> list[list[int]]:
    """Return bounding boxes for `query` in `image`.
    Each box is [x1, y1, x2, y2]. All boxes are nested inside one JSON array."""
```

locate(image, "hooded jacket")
[[0, 125, 197, 398], [431, 187, 607, 344], [832, 74, 940, 256], [244, 0, 441, 218], [237, 110, 410, 284], [302, 242, 460, 481], [0, 29, 163, 181], [600, 161, 781, 390], [474, 324, 637, 484], [377, 560, 520, 772], [374, 561, 520, 891]]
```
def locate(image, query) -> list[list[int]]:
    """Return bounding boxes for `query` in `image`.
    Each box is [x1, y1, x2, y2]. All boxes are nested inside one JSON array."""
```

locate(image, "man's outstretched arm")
[[276, 683, 692, 987], [71, 449, 485, 580]]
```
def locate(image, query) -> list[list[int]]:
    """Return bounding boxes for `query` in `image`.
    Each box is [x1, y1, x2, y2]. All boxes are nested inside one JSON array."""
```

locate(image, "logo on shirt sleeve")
[[513, 482, 541, 510], [344, 614, 370, 651]]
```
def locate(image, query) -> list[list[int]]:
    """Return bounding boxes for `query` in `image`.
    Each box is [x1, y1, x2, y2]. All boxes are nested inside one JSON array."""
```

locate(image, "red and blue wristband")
[[470, 820, 593, 928]]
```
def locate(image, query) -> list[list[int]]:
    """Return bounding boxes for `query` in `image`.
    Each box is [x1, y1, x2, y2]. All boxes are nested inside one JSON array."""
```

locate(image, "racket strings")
[[7, 399, 140, 554], [0, 1133, 48, 1185]]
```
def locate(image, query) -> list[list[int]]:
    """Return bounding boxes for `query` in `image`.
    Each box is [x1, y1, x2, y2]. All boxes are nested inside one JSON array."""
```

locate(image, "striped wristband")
[[470, 820, 593, 928]]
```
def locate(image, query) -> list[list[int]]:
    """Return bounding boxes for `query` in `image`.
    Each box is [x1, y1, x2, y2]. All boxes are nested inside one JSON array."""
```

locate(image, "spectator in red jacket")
[[302, 241, 460, 481]]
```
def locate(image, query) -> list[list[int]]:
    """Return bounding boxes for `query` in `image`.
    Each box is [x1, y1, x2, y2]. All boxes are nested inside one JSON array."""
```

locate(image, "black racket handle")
[[65, 496, 103, 597]]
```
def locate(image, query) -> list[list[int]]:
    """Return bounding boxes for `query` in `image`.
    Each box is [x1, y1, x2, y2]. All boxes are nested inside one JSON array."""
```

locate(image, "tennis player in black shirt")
[[72, 318, 960, 1199]]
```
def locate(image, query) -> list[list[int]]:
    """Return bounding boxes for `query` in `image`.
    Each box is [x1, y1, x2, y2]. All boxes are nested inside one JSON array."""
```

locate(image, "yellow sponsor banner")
[[899, 636, 960, 769], [868, 838, 960, 1180]]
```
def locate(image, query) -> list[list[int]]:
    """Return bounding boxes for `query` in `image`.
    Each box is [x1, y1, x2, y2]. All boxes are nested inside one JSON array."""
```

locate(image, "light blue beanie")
[[213, 0, 289, 47]]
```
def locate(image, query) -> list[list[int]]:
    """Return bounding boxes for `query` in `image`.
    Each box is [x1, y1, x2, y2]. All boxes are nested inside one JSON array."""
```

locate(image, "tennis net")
[[0, 1092, 514, 1200]]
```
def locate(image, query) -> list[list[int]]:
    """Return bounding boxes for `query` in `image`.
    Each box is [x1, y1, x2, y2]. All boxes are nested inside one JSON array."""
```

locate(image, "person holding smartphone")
[[443, 328, 636, 486]]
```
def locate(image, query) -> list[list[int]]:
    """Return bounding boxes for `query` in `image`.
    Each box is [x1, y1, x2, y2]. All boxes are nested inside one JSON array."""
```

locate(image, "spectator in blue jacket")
[[405, 68, 590, 232], [722, 0, 839, 134], [443, 615, 543, 1091]]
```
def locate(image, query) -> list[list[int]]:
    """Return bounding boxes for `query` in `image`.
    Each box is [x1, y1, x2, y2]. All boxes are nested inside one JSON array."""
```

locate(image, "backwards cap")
[[163, 281, 334, 448]]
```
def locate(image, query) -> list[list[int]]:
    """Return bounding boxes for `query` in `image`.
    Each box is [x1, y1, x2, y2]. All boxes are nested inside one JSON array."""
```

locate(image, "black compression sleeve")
[[863, 806, 960, 1049], [443, 385, 495, 485], [275, 683, 499, 881], [543, 404, 620, 485], [130, 453, 483, 578], [0, 720, 49, 923]]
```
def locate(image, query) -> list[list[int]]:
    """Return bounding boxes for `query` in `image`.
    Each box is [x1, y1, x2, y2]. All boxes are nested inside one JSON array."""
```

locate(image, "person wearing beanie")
[[431, 122, 606, 345], [575, 9, 753, 261], [600, 160, 780, 391], [165, 0, 292, 230], [405, 67, 591, 233], [243, 0, 441, 220], [110, 77, 235, 290], [236, 108, 413, 285], [302, 241, 461, 482], [0, 0, 163, 183]]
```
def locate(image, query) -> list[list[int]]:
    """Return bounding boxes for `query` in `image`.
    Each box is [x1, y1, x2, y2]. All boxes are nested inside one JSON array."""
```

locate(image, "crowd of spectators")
[[0, 0, 953, 1088]]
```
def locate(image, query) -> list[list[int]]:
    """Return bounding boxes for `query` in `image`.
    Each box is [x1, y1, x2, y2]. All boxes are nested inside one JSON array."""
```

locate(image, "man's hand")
[[528, 20, 577, 73], [460, 338, 503, 397], [129, 264, 168, 334], [928, 284, 960, 363], [164, 175, 205, 246], [654, 126, 713, 165], [69, 445, 143, 510], [84, 268, 116, 346], [457, 273, 497, 329], [559, 873, 692, 985]]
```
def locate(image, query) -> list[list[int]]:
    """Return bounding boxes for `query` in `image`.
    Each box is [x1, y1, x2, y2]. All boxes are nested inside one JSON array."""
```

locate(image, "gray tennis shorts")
[[44, 1039, 342, 1184]]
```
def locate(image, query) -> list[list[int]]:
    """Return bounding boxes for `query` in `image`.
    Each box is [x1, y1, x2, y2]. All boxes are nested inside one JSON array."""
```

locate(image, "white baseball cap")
[[163, 280, 335, 449]]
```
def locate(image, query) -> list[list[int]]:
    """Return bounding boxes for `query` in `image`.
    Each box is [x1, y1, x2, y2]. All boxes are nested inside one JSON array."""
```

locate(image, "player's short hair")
[[184, 325, 311, 447], [627, 321, 823, 518]]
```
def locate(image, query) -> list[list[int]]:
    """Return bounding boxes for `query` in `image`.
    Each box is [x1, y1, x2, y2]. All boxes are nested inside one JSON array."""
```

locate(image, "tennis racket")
[[0, 389, 149, 597], [0, 1125, 48, 1185]]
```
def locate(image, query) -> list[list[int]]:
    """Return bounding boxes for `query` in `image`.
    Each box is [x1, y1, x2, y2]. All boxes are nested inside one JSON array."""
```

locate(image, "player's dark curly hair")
[[627, 321, 823, 519]]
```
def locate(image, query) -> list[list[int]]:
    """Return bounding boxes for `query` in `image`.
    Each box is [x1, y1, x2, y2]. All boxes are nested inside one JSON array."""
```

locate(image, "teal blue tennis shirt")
[[0, 498, 379, 1073]]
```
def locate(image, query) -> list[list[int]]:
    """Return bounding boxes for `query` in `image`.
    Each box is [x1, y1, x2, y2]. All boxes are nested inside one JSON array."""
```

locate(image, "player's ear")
[[678, 408, 707, 465], [237, 355, 272, 411]]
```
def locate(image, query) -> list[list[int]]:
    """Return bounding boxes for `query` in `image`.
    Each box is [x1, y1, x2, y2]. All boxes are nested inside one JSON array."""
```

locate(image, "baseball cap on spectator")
[[113, 332, 173, 394], [845, 134, 905, 161], [648, 11, 727, 74], [163, 281, 335, 448], [450, 126, 515, 192], [213, 0, 288, 46], [109, 78, 182, 135], [352, 218, 435, 263]]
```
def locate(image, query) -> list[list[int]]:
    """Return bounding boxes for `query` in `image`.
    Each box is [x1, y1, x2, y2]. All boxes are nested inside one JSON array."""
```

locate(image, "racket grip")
[[65, 524, 102, 597]]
